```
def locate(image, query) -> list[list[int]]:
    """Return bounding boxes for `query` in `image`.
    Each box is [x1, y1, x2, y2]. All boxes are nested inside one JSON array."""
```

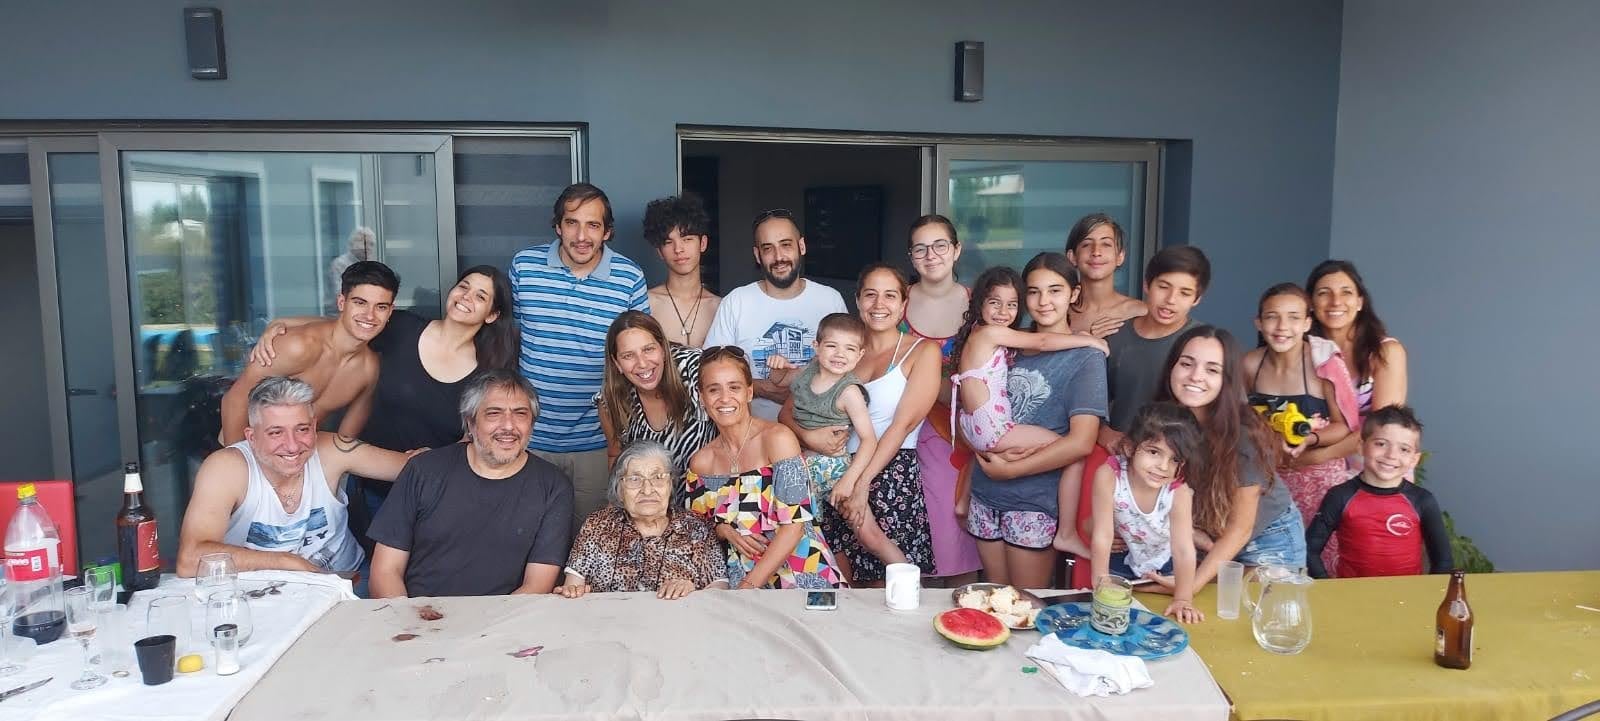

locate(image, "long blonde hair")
[[600, 312, 693, 437]]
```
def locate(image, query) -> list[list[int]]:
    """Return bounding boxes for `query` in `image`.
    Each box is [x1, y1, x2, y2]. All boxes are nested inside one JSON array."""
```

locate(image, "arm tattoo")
[[333, 434, 367, 454]]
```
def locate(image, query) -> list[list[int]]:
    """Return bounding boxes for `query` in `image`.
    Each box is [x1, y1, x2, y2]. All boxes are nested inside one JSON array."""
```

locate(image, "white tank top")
[[849, 335, 927, 453], [221, 440, 363, 572], [1110, 456, 1177, 578]]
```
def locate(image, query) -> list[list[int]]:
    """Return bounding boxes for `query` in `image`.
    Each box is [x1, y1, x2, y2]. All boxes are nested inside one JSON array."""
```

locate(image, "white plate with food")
[[950, 583, 1047, 630]]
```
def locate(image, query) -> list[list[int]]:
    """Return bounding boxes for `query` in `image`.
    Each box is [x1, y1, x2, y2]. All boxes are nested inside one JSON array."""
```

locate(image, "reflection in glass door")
[[31, 144, 124, 565], [936, 144, 1160, 296], [103, 136, 454, 556]]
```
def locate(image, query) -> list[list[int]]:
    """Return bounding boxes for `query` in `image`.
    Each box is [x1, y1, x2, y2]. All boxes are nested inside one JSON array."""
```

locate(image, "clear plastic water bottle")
[[4, 484, 65, 645]]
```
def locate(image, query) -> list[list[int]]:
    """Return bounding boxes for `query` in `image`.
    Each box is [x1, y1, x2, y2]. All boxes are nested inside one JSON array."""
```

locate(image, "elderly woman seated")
[[557, 441, 729, 599]]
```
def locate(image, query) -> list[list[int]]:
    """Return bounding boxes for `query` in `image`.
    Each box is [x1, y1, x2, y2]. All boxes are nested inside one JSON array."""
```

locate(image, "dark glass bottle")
[[1434, 569, 1473, 669], [115, 462, 161, 591]]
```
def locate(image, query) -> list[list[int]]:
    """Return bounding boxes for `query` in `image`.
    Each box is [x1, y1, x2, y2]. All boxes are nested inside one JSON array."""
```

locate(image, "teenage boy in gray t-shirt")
[[1102, 246, 1211, 447]]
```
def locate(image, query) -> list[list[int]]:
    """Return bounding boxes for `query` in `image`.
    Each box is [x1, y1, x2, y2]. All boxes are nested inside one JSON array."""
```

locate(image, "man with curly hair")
[[643, 194, 721, 347]]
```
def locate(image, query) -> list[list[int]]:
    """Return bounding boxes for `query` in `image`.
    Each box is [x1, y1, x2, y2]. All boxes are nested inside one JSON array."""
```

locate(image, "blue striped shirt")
[[510, 242, 649, 452]]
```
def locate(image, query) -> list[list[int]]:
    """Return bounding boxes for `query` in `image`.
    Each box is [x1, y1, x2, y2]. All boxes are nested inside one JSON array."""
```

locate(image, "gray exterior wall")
[[0, 0, 1343, 338], [1332, 0, 1600, 570]]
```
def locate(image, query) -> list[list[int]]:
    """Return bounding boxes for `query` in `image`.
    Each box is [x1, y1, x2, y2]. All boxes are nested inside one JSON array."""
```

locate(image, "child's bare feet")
[[1051, 527, 1091, 558]]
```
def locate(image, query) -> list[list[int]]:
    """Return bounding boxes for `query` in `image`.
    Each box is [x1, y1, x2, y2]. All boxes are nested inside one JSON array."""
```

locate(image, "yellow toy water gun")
[[1253, 401, 1313, 446]]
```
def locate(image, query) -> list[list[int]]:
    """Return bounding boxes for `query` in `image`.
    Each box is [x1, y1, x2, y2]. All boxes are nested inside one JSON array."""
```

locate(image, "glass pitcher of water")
[[1244, 565, 1313, 654]]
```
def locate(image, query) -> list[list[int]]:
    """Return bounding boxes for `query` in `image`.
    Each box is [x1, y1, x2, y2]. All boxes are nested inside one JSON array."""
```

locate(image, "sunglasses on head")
[[701, 345, 748, 361]]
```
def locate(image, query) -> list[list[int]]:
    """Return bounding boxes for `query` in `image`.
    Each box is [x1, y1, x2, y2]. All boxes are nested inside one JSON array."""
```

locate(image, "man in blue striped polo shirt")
[[509, 183, 648, 531]]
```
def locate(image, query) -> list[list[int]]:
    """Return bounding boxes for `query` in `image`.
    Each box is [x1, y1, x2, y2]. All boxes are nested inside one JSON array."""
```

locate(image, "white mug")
[[884, 563, 921, 611]]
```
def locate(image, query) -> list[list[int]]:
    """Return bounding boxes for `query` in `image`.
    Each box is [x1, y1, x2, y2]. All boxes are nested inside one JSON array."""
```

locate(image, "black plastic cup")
[[134, 634, 177, 686]]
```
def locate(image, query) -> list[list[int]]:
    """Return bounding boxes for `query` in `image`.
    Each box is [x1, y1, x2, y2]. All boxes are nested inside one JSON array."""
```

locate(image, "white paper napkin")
[[1025, 633, 1154, 697]]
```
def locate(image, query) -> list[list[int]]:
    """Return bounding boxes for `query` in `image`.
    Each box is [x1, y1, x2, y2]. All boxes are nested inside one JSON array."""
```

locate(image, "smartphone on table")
[[804, 591, 838, 610]]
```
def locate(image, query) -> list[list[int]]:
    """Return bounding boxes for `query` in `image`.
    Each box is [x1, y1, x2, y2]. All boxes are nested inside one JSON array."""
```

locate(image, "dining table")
[[1150, 569, 1600, 721], [0, 570, 351, 721], [230, 587, 1231, 721]]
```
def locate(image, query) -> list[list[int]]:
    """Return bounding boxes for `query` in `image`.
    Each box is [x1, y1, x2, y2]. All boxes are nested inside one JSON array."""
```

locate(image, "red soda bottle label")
[[5, 547, 51, 582]]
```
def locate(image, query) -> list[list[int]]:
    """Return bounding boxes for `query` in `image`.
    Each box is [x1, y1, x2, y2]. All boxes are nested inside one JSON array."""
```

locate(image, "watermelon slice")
[[934, 607, 1011, 650]]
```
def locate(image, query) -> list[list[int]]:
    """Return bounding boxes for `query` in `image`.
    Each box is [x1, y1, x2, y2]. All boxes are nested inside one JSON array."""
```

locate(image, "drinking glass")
[[65, 587, 107, 690], [205, 591, 253, 647], [83, 566, 117, 610], [1217, 560, 1245, 620], [1089, 575, 1134, 635], [195, 552, 238, 601], [97, 603, 133, 677], [146, 595, 191, 653], [0, 578, 22, 676]]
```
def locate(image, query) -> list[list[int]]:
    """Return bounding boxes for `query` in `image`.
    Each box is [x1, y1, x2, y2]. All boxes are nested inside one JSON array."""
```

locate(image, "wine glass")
[[0, 577, 23, 676], [65, 586, 107, 690], [195, 552, 237, 601], [205, 590, 253, 647], [84, 566, 117, 610]]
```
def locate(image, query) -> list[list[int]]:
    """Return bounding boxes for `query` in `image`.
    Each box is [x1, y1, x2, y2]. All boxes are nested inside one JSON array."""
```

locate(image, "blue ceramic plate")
[[1034, 602, 1190, 660]]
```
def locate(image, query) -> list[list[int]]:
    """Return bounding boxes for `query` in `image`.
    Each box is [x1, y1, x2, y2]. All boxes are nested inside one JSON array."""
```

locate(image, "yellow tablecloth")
[[1140, 571, 1600, 721]]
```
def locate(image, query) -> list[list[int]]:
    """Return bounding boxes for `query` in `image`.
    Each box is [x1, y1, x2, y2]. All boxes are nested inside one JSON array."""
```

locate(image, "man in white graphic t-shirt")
[[702, 208, 846, 420]]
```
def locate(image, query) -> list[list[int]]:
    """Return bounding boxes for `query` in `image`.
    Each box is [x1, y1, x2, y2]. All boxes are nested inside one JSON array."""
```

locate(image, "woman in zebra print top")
[[596, 311, 718, 504]]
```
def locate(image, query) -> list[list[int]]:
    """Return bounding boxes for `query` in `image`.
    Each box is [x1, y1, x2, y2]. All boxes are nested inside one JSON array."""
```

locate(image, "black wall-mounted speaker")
[[185, 7, 227, 80], [954, 41, 984, 102]]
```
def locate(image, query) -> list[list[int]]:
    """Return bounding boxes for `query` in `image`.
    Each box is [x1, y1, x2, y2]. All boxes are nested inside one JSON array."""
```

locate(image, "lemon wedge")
[[177, 653, 205, 673]]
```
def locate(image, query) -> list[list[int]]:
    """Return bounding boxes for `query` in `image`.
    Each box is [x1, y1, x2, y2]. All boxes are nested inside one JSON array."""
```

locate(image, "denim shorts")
[[1235, 503, 1308, 568], [1108, 552, 1173, 580]]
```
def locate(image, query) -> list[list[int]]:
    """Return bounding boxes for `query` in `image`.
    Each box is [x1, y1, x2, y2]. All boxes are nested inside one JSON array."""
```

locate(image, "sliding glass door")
[[935, 143, 1160, 294], [21, 126, 580, 567], [100, 133, 456, 559]]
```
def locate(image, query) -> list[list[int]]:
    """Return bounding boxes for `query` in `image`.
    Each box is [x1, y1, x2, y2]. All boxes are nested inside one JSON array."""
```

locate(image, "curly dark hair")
[[949, 266, 1026, 374], [642, 194, 711, 247]]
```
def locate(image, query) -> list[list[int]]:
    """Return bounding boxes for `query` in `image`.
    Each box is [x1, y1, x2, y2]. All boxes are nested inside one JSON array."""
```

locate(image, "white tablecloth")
[[231, 589, 1229, 721], [0, 571, 349, 721]]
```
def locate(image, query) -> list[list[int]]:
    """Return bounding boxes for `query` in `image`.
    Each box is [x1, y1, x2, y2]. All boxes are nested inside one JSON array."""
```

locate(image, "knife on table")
[[0, 677, 52, 702]]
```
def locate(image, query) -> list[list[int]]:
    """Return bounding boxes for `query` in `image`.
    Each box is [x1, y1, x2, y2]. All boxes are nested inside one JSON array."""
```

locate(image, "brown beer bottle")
[[115, 462, 161, 591], [1434, 569, 1473, 669]]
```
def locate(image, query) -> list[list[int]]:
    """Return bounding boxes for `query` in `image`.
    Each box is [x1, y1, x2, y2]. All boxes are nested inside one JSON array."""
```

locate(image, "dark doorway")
[[680, 140, 923, 299]]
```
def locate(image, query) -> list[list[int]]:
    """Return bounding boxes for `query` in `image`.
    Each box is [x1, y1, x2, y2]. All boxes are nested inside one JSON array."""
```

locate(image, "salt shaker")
[[212, 623, 241, 676]]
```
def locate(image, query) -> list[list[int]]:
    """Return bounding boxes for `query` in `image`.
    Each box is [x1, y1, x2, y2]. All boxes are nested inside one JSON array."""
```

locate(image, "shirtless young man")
[[643, 195, 720, 347], [1065, 213, 1147, 339], [218, 261, 399, 444]]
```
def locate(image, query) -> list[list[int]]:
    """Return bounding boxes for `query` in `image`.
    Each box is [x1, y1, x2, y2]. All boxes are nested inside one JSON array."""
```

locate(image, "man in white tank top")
[[177, 377, 417, 577]]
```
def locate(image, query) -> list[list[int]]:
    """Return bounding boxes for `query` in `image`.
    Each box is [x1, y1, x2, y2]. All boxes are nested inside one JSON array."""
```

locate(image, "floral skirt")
[[821, 449, 935, 582], [1283, 459, 1349, 575]]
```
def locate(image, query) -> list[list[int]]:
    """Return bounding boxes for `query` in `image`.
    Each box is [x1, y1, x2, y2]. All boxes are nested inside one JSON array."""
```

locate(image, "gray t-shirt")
[[1106, 317, 1198, 431], [1236, 445, 1294, 537], [969, 347, 1109, 515], [369, 444, 574, 597]]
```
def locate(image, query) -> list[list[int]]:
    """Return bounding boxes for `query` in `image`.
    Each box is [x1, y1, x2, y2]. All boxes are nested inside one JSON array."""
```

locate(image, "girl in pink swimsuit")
[[949, 267, 1109, 558]]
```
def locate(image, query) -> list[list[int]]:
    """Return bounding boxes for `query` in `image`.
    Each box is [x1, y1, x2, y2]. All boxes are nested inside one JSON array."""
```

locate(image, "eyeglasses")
[[909, 239, 954, 260], [619, 471, 673, 491]]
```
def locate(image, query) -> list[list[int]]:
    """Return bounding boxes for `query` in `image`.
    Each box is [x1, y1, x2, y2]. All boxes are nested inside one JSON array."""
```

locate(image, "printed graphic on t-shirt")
[[245, 506, 329, 551], [1384, 513, 1415, 537], [749, 321, 817, 380], [1006, 366, 1053, 423]]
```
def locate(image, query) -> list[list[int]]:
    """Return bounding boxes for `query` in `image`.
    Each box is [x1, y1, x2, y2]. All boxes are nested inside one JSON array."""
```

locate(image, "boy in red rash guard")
[[1305, 405, 1452, 579]]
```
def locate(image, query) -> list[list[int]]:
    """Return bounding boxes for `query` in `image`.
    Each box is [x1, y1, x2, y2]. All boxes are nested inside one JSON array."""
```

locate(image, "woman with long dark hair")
[[966, 253, 1108, 589], [252, 265, 519, 538], [787, 263, 939, 585], [596, 311, 715, 487], [1148, 325, 1306, 593], [1306, 260, 1407, 468]]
